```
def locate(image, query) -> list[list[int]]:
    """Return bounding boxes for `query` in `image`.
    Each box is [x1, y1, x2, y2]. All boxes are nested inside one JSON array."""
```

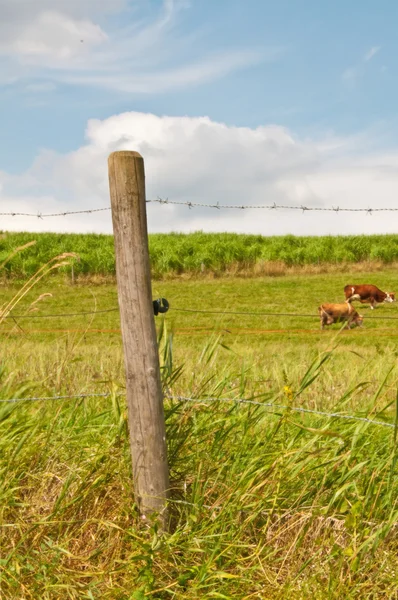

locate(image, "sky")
[[1, 0, 398, 236]]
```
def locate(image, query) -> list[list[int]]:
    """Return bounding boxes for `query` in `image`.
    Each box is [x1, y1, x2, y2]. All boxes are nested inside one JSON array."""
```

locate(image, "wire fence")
[[2, 302, 398, 343], [172, 307, 398, 321], [167, 394, 397, 429], [3, 181, 398, 541], [0, 207, 111, 218], [148, 198, 398, 213], [0, 308, 119, 319], [1, 202, 397, 452], [3, 305, 398, 321], [3, 198, 398, 218], [0, 392, 119, 404], [2, 389, 395, 430]]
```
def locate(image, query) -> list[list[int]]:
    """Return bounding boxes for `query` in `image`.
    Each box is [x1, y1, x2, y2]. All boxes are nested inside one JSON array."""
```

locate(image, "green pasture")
[[1, 269, 398, 598], [1, 268, 398, 399]]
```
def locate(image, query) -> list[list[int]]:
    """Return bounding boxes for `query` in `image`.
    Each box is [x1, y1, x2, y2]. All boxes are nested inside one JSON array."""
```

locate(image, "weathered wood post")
[[108, 151, 170, 528]]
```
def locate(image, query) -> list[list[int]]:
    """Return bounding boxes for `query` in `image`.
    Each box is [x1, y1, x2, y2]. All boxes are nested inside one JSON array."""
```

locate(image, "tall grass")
[[1, 231, 398, 279], [1, 329, 397, 599]]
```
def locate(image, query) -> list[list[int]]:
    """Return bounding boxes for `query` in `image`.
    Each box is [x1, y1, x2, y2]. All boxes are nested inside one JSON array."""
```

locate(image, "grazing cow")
[[318, 303, 363, 330], [344, 284, 395, 310]]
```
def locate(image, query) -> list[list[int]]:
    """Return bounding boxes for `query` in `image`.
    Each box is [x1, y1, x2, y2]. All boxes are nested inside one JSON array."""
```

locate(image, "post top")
[[108, 150, 143, 160]]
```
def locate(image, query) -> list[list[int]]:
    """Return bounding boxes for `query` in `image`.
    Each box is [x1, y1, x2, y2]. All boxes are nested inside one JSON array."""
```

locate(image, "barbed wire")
[[148, 198, 398, 213], [0, 207, 111, 218], [3, 389, 394, 429], [3, 200, 398, 218], [168, 395, 396, 429], [0, 392, 123, 404]]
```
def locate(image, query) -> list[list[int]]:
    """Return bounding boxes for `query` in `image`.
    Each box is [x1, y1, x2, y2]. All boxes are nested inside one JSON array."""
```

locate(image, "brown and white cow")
[[318, 303, 363, 330], [344, 284, 395, 310]]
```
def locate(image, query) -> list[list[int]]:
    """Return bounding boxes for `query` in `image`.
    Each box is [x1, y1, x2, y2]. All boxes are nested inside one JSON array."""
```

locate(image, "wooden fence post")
[[108, 151, 170, 528]]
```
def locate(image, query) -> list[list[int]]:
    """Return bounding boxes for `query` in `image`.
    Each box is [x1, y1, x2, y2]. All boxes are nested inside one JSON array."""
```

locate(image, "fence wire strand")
[[0, 207, 111, 218], [168, 395, 396, 429], [0, 392, 121, 404], [2, 390, 395, 430], [172, 306, 398, 321], [0, 308, 119, 319], [148, 198, 398, 213], [3, 199, 398, 218], [2, 305, 398, 321]]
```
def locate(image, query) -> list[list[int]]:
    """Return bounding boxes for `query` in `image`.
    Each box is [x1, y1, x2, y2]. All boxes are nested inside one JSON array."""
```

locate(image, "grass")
[[0, 267, 398, 598], [1, 230, 398, 279]]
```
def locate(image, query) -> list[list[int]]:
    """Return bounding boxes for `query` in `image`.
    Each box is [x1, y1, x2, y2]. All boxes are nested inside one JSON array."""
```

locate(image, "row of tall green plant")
[[1, 230, 398, 278]]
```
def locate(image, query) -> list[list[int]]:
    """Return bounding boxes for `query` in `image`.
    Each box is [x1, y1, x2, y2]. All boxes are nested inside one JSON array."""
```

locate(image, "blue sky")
[[1, 0, 398, 235]]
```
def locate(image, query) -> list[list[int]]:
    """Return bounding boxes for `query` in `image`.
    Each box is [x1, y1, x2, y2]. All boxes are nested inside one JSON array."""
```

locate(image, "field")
[[1, 252, 398, 598]]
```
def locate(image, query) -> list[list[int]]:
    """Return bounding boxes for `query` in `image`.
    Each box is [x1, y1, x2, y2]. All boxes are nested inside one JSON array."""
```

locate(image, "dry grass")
[[177, 259, 391, 280]]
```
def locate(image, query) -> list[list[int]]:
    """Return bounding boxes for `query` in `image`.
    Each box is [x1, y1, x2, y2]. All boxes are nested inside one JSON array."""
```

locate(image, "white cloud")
[[1, 111, 398, 236], [364, 46, 380, 61], [342, 46, 381, 85], [63, 49, 271, 93], [0, 11, 108, 62], [0, 0, 127, 23], [0, 0, 275, 93]]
